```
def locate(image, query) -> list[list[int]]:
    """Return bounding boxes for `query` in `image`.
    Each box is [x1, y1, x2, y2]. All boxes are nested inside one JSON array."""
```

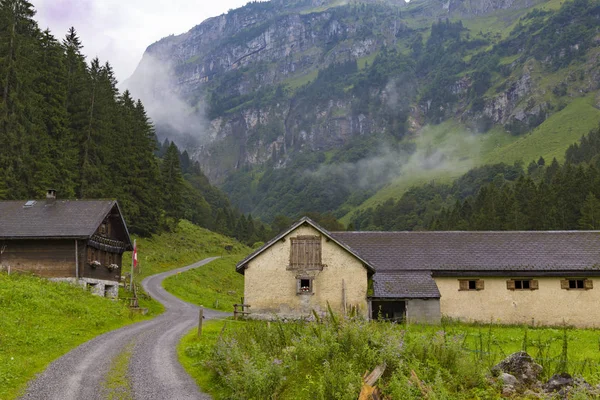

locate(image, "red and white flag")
[[133, 239, 138, 269]]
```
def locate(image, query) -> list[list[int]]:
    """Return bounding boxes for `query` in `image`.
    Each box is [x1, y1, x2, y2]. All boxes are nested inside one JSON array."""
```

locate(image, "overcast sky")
[[34, 0, 264, 82]]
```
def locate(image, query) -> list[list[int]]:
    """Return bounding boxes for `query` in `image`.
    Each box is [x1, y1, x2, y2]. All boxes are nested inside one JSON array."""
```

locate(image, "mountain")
[[126, 0, 600, 222]]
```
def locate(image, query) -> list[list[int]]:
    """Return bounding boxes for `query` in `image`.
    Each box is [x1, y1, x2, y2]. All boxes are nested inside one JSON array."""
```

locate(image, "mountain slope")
[[127, 0, 600, 222]]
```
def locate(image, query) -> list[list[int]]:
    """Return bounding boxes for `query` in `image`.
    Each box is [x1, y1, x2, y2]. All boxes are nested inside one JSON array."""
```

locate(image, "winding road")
[[21, 257, 228, 400]]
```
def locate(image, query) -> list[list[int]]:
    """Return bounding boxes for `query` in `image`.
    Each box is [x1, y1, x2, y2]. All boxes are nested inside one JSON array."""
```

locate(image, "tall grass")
[[182, 316, 600, 399], [198, 317, 496, 399]]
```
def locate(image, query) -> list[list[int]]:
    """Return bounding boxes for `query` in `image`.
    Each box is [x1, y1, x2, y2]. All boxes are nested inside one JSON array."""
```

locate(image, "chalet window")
[[289, 235, 322, 270], [87, 247, 96, 264], [100, 223, 107, 235], [507, 279, 539, 291], [459, 279, 484, 291], [561, 279, 593, 290], [297, 277, 313, 295]]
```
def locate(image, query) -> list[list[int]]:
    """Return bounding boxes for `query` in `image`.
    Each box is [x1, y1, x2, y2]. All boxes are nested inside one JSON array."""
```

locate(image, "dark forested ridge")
[[0, 0, 274, 244]]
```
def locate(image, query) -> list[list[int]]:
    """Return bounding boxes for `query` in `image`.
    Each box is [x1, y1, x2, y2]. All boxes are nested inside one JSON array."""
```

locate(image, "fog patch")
[[123, 53, 210, 148], [309, 130, 479, 191]]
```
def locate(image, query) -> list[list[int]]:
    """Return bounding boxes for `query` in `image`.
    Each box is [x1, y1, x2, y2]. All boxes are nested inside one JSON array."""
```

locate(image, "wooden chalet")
[[0, 190, 133, 297]]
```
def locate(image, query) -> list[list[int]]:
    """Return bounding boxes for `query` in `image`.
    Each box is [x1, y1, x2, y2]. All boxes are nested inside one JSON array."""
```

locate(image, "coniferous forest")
[[0, 0, 274, 243]]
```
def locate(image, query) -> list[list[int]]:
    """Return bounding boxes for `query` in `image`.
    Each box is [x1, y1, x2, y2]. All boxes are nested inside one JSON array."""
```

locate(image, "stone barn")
[[0, 190, 133, 298], [237, 217, 600, 327]]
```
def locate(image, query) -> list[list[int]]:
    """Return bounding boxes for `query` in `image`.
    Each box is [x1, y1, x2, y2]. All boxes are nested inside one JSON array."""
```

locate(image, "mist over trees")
[[351, 125, 600, 232]]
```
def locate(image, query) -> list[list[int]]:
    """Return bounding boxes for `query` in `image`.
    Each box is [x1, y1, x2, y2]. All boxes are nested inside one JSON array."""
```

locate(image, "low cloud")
[[125, 53, 210, 148], [310, 132, 479, 191]]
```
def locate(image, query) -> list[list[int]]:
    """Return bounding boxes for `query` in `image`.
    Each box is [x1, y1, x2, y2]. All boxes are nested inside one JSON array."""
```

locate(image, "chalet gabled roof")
[[236, 217, 376, 274], [0, 199, 132, 249], [330, 231, 600, 273]]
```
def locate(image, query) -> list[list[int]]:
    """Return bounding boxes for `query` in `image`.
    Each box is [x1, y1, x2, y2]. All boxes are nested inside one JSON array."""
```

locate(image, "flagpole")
[[130, 239, 136, 290]]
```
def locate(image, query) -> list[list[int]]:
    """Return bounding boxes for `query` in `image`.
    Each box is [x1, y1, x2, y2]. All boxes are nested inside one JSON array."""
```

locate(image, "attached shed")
[[0, 190, 133, 298], [332, 230, 600, 327]]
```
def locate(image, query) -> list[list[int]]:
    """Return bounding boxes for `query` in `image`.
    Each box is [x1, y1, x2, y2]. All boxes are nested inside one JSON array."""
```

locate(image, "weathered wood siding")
[[1, 239, 77, 278], [0, 239, 123, 282], [81, 245, 122, 282]]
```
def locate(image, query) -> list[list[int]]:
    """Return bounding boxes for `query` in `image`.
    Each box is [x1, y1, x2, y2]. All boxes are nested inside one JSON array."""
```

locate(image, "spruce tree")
[[578, 193, 600, 230], [161, 142, 185, 227]]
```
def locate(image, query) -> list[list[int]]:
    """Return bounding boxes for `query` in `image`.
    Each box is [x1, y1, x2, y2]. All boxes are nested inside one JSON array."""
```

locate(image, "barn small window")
[[459, 279, 484, 291], [507, 279, 538, 291], [289, 235, 322, 270], [561, 279, 593, 290], [297, 277, 313, 295]]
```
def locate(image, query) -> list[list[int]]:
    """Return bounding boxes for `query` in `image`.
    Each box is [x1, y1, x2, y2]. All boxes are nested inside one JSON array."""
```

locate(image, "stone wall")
[[50, 277, 119, 299], [406, 299, 441, 324]]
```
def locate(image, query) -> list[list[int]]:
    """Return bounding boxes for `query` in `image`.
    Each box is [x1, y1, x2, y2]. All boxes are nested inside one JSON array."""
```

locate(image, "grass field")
[[126, 220, 250, 312], [126, 220, 248, 281], [179, 317, 600, 400], [163, 255, 247, 312], [0, 273, 157, 400], [178, 320, 230, 399], [341, 94, 600, 224]]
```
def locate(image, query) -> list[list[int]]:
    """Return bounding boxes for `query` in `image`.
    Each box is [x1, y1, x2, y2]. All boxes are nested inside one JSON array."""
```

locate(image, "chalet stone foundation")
[[50, 277, 119, 299]]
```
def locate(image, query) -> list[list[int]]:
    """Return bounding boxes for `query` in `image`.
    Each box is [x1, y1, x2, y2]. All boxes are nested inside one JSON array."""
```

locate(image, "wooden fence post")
[[198, 306, 204, 337]]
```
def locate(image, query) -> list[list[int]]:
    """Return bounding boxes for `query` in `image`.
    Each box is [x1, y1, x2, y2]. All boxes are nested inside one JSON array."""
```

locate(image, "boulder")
[[500, 373, 518, 387], [543, 373, 573, 393], [492, 351, 543, 387]]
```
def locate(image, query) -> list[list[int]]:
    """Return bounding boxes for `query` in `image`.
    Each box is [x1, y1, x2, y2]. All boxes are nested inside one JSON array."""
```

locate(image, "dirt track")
[[21, 257, 228, 400]]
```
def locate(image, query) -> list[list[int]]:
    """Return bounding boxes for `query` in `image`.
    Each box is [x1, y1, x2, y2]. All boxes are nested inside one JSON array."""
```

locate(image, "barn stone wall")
[[436, 276, 600, 328], [243, 224, 369, 319]]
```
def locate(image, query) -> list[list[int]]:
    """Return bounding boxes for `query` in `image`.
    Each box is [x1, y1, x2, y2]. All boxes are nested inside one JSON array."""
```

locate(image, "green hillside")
[[127, 220, 249, 280], [341, 94, 600, 224], [203, 0, 600, 226], [0, 274, 154, 400], [0, 220, 248, 399], [163, 255, 248, 312]]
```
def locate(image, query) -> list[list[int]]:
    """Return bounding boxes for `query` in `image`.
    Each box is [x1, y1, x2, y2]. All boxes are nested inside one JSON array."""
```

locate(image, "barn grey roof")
[[373, 271, 440, 298], [236, 217, 376, 274], [330, 231, 600, 272], [0, 199, 131, 245]]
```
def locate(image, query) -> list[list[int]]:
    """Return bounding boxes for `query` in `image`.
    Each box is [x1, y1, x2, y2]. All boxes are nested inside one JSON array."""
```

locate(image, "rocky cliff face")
[[126, 0, 594, 186]]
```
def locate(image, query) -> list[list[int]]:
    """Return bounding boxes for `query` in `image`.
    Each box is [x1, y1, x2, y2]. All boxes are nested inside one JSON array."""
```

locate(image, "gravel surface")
[[21, 257, 229, 400]]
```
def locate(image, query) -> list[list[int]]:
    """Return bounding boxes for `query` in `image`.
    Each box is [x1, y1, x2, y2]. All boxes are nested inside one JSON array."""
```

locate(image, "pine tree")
[[36, 29, 77, 197], [0, 0, 40, 198], [161, 142, 185, 227], [578, 193, 600, 230]]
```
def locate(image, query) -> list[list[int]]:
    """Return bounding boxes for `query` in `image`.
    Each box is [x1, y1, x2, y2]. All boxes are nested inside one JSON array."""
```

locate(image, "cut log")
[[358, 364, 386, 400]]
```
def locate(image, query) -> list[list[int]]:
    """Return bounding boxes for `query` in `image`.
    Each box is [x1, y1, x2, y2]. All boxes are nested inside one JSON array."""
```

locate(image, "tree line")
[[0, 0, 274, 245]]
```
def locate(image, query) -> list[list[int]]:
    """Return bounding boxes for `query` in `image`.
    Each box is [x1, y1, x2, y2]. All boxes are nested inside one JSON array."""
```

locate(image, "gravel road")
[[21, 257, 229, 400]]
